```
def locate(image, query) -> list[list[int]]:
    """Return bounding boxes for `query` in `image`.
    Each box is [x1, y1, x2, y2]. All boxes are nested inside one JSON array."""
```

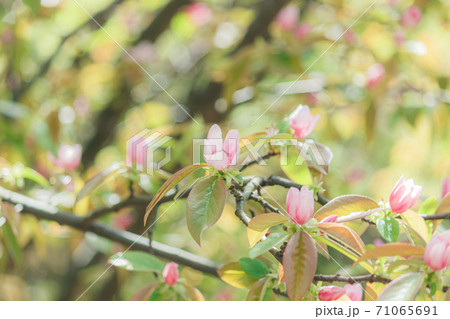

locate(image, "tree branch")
[[0, 185, 219, 276], [230, 0, 291, 55], [230, 185, 396, 285], [263, 175, 330, 205], [239, 151, 280, 171]]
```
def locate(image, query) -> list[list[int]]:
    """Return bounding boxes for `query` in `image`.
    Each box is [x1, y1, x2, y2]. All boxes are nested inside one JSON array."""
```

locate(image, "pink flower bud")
[[318, 285, 345, 301], [344, 283, 362, 301], [400, 6, 422, 29], [286, 186, 315, 225], [163, 262, 179, 286], [366, 63, 385, 90], [319, 215, 338, 223], [442, 178, 450, 199], [275, 5, 299, 31], [49, 144, 82, 171], [424, 230, 450, 271], [389, 176, 422, 214], [186, 3, 212, 26], [204, 124, 240, 171], [289, 104, 321, 139]]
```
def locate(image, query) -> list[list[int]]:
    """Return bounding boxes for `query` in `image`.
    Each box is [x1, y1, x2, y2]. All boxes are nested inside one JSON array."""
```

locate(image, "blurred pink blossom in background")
[[366, 63, 385, 90], [400, 6, 422, 29], [186, 3, 212, 26], [49, 144, 82, 171], [275, 5, 299, 31]]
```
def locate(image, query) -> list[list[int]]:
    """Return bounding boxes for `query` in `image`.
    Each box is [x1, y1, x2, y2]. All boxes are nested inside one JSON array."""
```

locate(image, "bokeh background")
[[0, 0, 449, 300]]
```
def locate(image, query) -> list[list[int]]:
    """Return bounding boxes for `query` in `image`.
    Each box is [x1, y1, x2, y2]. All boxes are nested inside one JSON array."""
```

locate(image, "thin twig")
[[239, 152, 280, 171]]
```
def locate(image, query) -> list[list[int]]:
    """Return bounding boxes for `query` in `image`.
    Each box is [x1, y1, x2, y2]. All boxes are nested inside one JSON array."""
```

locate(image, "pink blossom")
[[275, 5, 299, 31], [289, 104, 320, 139], [163, 262, 179, 286], [344, 283, 362, 301], [186, 3, 212, 26], [204, 124, 240, 170], [318, 285, 345, 301], [424, 230, 450, 271], [389, 176, 422, 214], [319, 215, 338, 223], [400, 6, 422, 29], [49, 144, 82, 171], [442, 178, 450, 199], [286, 186, 315, 225], [366, 63, 385, 90], [295, 23, 311, 39]]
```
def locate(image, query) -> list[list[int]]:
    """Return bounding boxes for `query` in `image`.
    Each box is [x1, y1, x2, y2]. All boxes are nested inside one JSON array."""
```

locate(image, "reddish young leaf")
[[315, 195, 379, 222], [246, 278, 274, 301], [318, 222, 365, 255], [129, 282, 161, 301], [144, 163, 207, 224], [355, 243, 425, 265], [283, 231, 317, 301]]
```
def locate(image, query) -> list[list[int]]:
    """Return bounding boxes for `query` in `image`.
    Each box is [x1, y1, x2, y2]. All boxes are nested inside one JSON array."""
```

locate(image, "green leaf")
[[21, 167, 49, 187], [377, 272, 425, 301], [249, 232, 288, 259], [387, 259, 424, 273], [217, 262, 257, 288], [276, 119, 290, 134], [23, 0, 40, 15], [186, 175, 226, 245], [76, 163, 125, 204], [418, 197, 437, 215], [1, 221, 22, 266], [109, 251, 164, 272], [247, 213, 289, 247], [144, 163, 208, 224], [280, 147, 312, 185], [377, 216, 400, 242], [283, 231, 317, 300], [238, 257, 270, 279]]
